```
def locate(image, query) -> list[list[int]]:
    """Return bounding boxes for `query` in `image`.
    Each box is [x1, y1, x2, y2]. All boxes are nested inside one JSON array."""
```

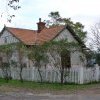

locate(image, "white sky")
[[0, 0, 100, 32]]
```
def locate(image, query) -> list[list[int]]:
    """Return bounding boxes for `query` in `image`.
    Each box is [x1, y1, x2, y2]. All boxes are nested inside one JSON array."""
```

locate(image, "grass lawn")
[[0, 78, 100, 94]]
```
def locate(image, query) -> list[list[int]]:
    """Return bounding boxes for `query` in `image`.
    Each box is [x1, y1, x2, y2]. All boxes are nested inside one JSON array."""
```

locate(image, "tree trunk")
[[38, 68, 43, 83], [18, 48, 24, 83], [6, 54, 10, 82], [61, 67, 64, 84], [2, 63, 9, 83], [19, 66, 23, 83], [5, 69, 9, 83]]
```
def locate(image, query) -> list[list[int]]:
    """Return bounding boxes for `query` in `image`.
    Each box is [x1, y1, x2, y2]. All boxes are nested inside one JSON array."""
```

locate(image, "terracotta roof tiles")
[[6, 25, 65, 45], [1, 25, 85, 48]]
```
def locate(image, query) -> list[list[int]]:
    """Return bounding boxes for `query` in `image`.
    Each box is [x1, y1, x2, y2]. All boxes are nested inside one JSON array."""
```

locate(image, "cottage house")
[[0, 18, 86, 69]]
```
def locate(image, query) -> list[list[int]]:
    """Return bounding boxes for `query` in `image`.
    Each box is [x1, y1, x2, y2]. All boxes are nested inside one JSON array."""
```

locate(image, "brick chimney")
[[37, 18, 46, 32]]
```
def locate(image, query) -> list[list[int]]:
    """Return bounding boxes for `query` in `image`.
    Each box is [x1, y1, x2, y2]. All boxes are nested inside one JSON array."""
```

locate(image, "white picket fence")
[[0, 66, 100, 84]]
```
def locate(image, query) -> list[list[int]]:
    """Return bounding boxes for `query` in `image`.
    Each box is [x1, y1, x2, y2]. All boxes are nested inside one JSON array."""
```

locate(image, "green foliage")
[[15, 43, 27, 82], [28, 44, 49, 83], [0, 43, 27, 83], [96, 52, 100, 66], [0, 44, 13, 54], [49, 12, 60, 19], [45, 39, 79, 84], [16, 43, 27, 54], [28, 45, 48, 67], [83, 51, 96, 67], [47, 11, 87, 40], [64, 18, 87, 40], [2, 62, 10, 68], [48, 11, 61, 26], [47, 39, 79, 53], [0, 44, 14, 82]]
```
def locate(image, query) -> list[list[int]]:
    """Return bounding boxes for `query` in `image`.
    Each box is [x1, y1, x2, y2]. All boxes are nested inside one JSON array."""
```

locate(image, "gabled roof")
[[5, 27, 37, 45], [0, 25, 85, 47]]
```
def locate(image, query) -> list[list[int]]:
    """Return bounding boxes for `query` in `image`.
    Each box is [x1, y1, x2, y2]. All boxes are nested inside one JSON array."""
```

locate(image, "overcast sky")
[[0, 0, 100, 32]]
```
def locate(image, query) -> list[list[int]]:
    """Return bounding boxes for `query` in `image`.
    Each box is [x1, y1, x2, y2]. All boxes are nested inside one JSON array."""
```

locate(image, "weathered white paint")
[[10, 50, 30, 68], [54, 29, 86, 68], [0, 30, 19, 45], [71, 51, 86, 67], [0, 66, 99, 84], [54, 29, 77, 42], [0, 28, 86, 68]]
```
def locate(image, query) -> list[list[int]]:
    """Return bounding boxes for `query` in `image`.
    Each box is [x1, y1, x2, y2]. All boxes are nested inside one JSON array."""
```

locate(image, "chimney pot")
[[37, 18, 46, 33], [39, 18, 41, 22]]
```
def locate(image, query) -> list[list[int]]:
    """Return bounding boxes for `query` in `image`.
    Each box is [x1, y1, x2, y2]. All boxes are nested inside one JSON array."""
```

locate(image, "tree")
[[90, 23, 100, 50], [47, 12, 61, 26], [8, 0, 21, 10], [0, 43, 27, 83], [83, 50, 96, 67], [46, 11, 87, 40], [90, 23, 100, 65], [96, 52, 100, 66], [28, 44, 48, 83], [64, 19, 87, 40], [47, 39, 79, 84], [11, 43, 27, 83], [17, 43, 27, 82], [0, 44, 13, 82], [1, 0, 21, 23]]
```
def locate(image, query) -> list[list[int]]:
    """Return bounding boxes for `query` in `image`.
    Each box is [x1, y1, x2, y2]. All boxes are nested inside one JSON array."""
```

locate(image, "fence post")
[[79, 67, 84, 84], [31, 67, 35, 81], [95, 65, 99, 81]]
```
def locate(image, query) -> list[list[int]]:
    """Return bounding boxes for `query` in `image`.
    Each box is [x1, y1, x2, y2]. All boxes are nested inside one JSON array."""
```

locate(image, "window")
[[61, 51, 71, 68]]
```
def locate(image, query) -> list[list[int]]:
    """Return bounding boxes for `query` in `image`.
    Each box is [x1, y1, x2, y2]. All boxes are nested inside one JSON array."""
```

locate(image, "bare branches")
[[8, 0, 21, 10], [90, 23, 100, 50], [0, 0, 21, 23]]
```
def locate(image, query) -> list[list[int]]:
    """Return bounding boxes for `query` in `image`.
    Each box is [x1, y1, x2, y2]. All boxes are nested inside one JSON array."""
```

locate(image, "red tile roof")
[[6, 25, 65, 45]]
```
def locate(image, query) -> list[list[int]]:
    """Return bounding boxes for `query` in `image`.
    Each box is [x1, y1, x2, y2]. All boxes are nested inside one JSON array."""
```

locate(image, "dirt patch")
[[0, 85, 20, 92], [0, 84, 100, 95]]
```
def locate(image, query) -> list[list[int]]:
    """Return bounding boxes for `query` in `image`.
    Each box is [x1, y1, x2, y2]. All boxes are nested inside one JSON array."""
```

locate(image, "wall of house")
[[0, 28, 86, 69], [0, 30, 33, 68], [54, 29, 77, 42], [10, 50, 30, 68], [0, 30, 32, 68], [71, 51, 87, 67], [0, 30, 19, 45], [54, 29, 86, 68]]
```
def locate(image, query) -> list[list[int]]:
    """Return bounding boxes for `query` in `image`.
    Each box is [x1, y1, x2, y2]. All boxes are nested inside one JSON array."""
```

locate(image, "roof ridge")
[[48, 25, 65, 29], [6, 27, 36, 31], [1, 25, 85, 47], [6, 25, 65, 32]]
